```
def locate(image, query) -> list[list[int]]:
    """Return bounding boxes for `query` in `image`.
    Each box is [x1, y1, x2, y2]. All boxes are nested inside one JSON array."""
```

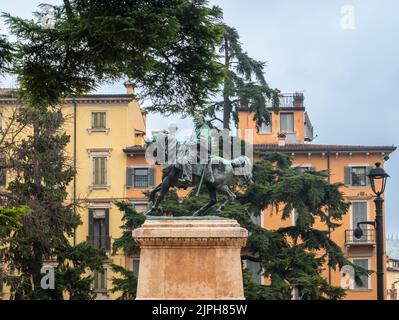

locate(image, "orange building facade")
[[236, 94, 396, 299], [123, 93, 396, 300]]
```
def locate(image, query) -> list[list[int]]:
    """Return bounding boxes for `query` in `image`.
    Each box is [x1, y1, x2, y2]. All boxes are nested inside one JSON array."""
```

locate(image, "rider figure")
[[177, 117, 213, 184]]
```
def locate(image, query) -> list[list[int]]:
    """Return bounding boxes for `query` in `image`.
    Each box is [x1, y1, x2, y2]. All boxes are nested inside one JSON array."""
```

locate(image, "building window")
[[351, 201, 368, 242], [295, 165, 314, 173], [249, 211, 262, 226], [0, 156, 6, 187], [344, 166, 370, 187], [351, 166, 367, 186], [280, 112, 294, 133], [259, 114, 272, 133], [133, 203, 148, 213], [93, 269, 107, 291], [292, 209, 298, 226], [353, 258, 370, 290], [245, 260, 262, 284], [91, 112, 107, 130], [92, 156, 108, 186], [132, 258, 140, 276], [0, 264, 3, 295], [88, 209, 110, 250], [126, 167, 155, 188]]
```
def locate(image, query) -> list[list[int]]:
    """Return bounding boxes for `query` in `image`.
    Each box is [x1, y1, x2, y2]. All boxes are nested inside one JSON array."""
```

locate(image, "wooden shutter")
[[344, 166, 352, 186], [88, 209, 94, 243], [101, 157, 107, 185], [100, 112, 106, 128], [105, 209, 110, 250], [366, 166, 371, 186], [93, 157, 98, 185], [126, 168, 134, 188], [0, 157, 6, 186], [148, 167, 155, 187]]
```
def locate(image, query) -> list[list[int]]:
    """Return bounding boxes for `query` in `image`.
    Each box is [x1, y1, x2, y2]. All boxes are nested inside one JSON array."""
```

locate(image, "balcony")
[[87, 235, 111, 251], [266, 93, 304, 108], [345, 229, 376, 247]]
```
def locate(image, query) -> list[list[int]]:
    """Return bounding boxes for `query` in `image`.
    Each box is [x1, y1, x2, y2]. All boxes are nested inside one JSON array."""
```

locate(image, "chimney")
[[124, 81, 135, 94]]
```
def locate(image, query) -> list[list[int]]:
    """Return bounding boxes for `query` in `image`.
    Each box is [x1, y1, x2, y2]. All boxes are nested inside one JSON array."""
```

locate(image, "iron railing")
[[87, 235, 111, 251], [345, 229, 376, 245], [266, 93, 303, 108]]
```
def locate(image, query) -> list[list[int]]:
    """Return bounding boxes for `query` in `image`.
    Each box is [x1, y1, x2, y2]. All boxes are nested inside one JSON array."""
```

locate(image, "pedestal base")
[[132, 218, 248, 300]]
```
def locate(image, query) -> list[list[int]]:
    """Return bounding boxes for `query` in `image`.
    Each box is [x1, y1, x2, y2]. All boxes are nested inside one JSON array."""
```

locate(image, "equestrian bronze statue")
[[145, 125, 253, 216]]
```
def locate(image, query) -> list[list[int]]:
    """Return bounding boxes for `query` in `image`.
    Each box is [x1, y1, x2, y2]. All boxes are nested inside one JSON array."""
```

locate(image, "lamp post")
[[354, 162, 389, 300]]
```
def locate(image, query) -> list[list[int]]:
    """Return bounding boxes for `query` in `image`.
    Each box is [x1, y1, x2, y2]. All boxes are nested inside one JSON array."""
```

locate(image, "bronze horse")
[[146, 132, 253, 216]]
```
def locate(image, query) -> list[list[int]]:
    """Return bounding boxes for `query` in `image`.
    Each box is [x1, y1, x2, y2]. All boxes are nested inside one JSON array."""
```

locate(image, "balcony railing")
[[87, 235, 111, 251], [266, 93, 304, 108], [345, 229, 376, 245]]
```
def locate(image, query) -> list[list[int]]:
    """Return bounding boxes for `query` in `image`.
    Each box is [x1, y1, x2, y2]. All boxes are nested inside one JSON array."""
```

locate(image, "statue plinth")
[[132, 218, 248, 300]]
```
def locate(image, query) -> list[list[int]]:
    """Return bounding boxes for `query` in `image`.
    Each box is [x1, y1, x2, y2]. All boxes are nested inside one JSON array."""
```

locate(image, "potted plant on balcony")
[[293, 92, 304, 107], [277, 132, 287, 146]]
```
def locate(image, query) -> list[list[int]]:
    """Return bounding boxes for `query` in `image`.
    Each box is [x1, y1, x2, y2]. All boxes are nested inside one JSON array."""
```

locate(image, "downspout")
[[327, 151, 332, 285], [73, 96, 77, 246]]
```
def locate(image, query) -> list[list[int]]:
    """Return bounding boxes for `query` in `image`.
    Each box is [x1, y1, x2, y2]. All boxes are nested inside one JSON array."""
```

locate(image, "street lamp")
[[354, 161, 389, 300]]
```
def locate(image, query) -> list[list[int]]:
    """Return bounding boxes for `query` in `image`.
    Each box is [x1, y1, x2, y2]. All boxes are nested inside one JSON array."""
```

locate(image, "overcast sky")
[[1, 1, 398, 234]]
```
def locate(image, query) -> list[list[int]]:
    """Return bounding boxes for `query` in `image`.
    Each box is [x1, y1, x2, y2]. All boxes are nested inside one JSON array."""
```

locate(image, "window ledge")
[[258, 132, 273, 135], [87, 128, 110, 134], [350, 288, 372, 292], [90, 185, 111, 191], [94, 289, 109, 294]]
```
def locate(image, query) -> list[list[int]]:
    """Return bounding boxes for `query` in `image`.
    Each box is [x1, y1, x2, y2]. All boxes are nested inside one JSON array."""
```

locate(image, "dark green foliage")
[[0, 35, 12, 73], [0, 206, 29, 235], [0, 0, 228, 300], [3, 0, 225, 112], [206, 24, 279, 129], [110, 201, 144, 300], [113, 152, 368, 300], [0, 107, 106, 300]]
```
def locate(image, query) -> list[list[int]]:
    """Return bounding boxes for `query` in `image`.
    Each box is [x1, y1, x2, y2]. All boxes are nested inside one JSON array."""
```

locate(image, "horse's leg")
[[215, 185, 236, 213], [192, 183, 218, 216], [148, 177, 172, 214], [149, 183, 162, 202]]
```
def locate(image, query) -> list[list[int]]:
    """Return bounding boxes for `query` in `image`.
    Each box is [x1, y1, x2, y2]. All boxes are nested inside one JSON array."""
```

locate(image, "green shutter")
[[101, 157, 107, 185], [148, 167, 155, 187], [88, 209, 94, 242], [344, 166, 352, 186], [105, 209, 110, 250], [366, 166, 371, 186], [126, 168, 134, 188]]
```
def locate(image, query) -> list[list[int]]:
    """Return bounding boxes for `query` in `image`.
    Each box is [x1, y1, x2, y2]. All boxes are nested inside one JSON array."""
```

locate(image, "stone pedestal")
[[132, 217, 248, 300]]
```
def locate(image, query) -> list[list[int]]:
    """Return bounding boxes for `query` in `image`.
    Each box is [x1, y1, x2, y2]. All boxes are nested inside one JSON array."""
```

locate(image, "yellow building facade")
[[0, 83, 146, 299]]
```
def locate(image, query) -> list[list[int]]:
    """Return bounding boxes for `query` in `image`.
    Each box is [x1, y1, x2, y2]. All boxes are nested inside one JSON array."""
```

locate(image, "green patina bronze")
[[146, 215, 228, 220]]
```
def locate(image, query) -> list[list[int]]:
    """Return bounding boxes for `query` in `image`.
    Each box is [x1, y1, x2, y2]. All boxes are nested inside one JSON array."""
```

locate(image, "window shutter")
[[126, 168, 134, 188], [344, 166, 352, 186], [366, 166, 371, 186], [88, 209, 94, 242], [105, 209, 110, 251], [148, 167, 155, 187]]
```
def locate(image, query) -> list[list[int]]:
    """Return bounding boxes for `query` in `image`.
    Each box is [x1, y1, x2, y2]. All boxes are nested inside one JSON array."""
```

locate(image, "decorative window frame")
[[88, 148, 112, 190], [348, 163, 370, 189], [87, 111, 110, 134], [350, 257, 372, 291], [349, 199, 370, 230]]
